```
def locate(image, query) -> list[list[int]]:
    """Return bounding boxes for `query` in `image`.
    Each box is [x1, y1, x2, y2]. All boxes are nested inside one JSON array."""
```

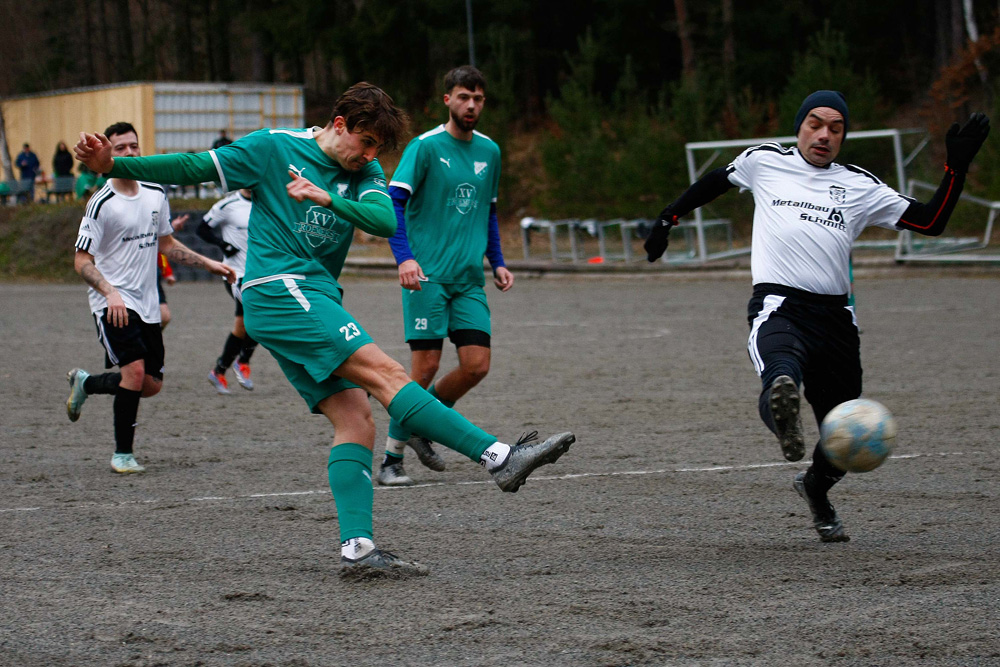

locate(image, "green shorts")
[[402, 281, 491, 341], [242, 277, 370, 412]]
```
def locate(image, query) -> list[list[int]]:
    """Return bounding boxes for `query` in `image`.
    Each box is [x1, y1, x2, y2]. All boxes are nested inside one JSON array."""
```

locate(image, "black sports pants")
[[747, 283, 861, 478]]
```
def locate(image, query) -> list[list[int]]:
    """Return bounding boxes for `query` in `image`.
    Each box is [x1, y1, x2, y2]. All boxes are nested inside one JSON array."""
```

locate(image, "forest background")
[[1, 0, 999, 239]]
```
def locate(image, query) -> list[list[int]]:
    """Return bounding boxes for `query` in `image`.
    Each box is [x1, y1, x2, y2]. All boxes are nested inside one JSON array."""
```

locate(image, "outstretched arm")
[[646, 167, 736, 262], [159, 235, 237, 283], [897, 113, 990, 237], [75, 133, 219, 183]]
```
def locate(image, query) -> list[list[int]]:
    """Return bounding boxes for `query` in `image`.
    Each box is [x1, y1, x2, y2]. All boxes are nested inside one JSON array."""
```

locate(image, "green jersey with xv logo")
[[214, 128, 390, 291], [390, 125, 500, 285]]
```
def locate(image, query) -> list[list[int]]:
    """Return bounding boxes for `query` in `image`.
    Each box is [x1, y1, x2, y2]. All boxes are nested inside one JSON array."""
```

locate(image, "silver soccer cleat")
[[406, 436, 446, 471], [490, 431, 575, 493], [339, 548, 429, 580], [376, 461, 415, 487]]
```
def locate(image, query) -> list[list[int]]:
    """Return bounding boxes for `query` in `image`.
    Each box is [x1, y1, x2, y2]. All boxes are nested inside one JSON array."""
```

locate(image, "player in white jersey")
[[197, 189, 259, 393], [646, 91, 990, 542], [66, 122, 237, 474]]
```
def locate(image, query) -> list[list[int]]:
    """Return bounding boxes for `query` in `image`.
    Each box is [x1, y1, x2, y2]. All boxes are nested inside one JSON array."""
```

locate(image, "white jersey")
[[74, 181, 173, 323], [727, 143, 910, 295], [203, 191, 251, 277]]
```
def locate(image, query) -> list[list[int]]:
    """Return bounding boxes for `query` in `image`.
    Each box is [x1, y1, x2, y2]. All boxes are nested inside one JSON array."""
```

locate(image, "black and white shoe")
[[491, 431, 575, 493], [770, 375, 805, 462], [794, 471, 850, 543], [339, 548, 429, 580], [407, 436, 446, 472]]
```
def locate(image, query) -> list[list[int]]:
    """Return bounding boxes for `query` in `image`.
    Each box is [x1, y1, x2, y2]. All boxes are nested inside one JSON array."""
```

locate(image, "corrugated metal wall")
[[153, 83, 303, 153]]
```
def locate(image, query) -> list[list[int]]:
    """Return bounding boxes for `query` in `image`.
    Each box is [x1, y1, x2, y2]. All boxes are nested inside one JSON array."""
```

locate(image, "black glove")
[[644, 207, 678, 262], [220, 242, 240, 257], [945, 112, 990, 173]]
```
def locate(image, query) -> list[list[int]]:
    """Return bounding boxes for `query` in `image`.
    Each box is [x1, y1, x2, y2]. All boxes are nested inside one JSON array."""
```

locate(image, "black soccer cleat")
[[491, 431, 575, 493], [339, 548, 429, 581], [770, 375, 805, 462], [406, 436, 446, 472], [794, 471, 850, 543]]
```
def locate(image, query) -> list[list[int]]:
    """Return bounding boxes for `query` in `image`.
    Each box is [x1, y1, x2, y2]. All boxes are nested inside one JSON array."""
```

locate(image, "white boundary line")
[[0, 451, 963, 515]]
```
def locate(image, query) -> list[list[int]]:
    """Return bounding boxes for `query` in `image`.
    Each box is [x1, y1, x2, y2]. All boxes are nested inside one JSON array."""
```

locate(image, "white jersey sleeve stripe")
[[208, 150, 228, 193], [388, 181, 413, 193], [358, 188, 391, 200]]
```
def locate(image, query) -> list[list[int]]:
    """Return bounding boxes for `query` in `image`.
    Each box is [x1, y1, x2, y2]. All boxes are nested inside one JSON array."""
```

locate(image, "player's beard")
[[451, 109, 479, 132]]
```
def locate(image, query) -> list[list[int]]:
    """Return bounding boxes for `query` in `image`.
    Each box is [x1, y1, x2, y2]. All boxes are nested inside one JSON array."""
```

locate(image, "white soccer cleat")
[[111, 453, 146, 474], [207, 369, 231, 394], [66, 368, 90, 422], [376, 462, 414, 487], [233, 362, 254, 391]]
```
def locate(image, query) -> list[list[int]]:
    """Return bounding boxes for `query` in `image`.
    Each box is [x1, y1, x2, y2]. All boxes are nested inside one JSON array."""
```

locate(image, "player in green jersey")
[[378, 66, 515, 486], [75, 82, 573, 580]]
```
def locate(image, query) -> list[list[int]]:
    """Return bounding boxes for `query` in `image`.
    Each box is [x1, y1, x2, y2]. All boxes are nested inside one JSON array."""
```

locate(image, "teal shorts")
[[402, 281, 491, 341], [242, 278, 370, 412]]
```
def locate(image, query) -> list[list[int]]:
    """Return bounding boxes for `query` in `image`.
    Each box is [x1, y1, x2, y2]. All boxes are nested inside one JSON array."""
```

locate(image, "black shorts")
[[93, 309, 165, 379], [224, 280, 244, 317]]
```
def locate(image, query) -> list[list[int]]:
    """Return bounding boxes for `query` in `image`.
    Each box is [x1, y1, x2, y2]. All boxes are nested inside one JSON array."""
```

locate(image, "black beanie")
[[793, 90, 849, 137]]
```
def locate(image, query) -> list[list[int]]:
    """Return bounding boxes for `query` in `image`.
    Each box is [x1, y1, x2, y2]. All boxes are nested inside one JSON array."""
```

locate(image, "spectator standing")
[[212, 130, 233, 149], [15, 143, 40, 203], [53, 141, 74, 177]]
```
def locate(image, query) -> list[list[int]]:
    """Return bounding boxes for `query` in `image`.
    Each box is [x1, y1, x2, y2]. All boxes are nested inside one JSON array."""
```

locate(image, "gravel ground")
[[1, 273, 998, 666]]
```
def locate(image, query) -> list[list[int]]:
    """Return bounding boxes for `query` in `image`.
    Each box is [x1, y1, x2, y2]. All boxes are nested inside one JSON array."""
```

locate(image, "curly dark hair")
[[330, 82, 408, 152]]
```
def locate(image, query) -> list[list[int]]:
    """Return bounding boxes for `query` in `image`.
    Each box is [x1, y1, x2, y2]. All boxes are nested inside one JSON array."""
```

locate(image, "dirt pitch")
[[1, 272, 999, 667]]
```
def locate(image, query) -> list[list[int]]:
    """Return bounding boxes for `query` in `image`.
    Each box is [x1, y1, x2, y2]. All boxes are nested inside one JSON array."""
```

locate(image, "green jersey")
[[390, 125, 501, 285], [214, 128, 390, 292], [109, 127, 394, 296]]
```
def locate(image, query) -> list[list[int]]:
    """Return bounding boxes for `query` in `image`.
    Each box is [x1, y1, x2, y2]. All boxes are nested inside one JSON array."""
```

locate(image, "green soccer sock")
[[386, 382, 495, 461], [327, 443, 374, 542], [386, 383, 456, 441]]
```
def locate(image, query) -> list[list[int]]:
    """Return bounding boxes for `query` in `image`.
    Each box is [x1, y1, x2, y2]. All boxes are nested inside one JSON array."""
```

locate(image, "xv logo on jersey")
[[829, 185, 847, 205], [448, 183, 478, 215], [294, 205, 343, 247], [474, 161, 488, 180]]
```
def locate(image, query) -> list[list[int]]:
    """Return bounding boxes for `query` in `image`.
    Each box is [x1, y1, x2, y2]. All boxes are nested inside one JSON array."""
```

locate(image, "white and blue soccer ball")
[[820, 398, 897, 473]]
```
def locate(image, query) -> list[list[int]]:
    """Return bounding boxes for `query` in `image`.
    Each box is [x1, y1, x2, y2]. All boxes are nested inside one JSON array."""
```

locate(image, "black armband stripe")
[[75, 237, 92, 253], [743, 142, 793, 157], [844, 164, 883, 185]]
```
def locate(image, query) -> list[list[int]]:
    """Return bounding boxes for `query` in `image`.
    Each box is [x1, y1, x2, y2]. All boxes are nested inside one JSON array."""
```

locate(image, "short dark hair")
[[104, 121, 138, 139], [444, 66, 487, 94], [330, 82, 408, 152]]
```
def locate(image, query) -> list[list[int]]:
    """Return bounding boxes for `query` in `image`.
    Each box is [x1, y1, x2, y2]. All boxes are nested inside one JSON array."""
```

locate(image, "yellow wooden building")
[[2, 81, 304, 170]]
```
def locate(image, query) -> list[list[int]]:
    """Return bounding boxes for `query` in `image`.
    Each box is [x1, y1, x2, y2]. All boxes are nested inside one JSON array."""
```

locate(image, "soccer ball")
[[820, 399, 897, 473]]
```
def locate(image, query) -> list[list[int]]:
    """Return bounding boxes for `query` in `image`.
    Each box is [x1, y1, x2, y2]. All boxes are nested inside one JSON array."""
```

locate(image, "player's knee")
[[141, 377, 162, 398], [332, 405, 376, 442], [461, 359, 490, 383], [414, 362, 440, 385], [120, 361, 146, 388]]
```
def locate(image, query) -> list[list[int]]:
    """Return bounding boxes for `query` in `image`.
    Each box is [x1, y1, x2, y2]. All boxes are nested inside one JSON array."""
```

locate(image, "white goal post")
[[683, 129, 930, 263], [894, 180, 1000, 262]]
